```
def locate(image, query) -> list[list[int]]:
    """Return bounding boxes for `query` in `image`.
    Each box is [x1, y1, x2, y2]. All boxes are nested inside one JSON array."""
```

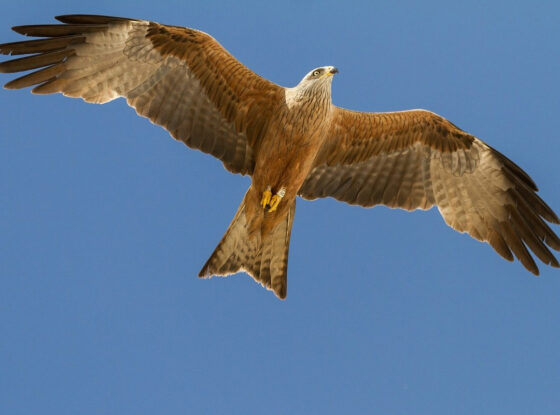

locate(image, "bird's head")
[[288, 66, 338, 104], [299, 66, 339, 86]]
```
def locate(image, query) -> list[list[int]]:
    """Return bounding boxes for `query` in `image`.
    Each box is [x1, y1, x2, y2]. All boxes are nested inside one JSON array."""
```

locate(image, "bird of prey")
[[1, 15, 558, 299]]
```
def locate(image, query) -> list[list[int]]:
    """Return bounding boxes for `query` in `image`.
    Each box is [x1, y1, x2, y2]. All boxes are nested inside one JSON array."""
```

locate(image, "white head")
[[286, 66, 338, 106], [298, 66, 339, 87]]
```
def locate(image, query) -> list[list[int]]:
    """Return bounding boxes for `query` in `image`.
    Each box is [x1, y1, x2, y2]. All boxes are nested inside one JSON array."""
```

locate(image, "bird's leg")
[[260, 186, 286, 212], [261, 186, 272, 209], [267, 187, 286, 213]]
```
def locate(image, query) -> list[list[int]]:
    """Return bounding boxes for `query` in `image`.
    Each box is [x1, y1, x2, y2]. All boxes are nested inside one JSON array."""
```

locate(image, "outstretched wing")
[[0, 14, 285, 175], [299, 107, 560, 274]]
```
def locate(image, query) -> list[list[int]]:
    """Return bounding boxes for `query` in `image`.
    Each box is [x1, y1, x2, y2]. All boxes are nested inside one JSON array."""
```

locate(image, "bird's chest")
[[252, 105, 329, 195]]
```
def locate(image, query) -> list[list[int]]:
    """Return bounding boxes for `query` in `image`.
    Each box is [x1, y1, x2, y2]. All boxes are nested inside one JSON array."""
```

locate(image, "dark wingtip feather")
[[11, 25, 32, 36], [488, 230, 514, 262], [0, 36, 83, 56], [548, 211, 560, 225], [0, 49, 72, 73], [55, 15, 135, 24], [12, 24, 108, 37], [4, 64, 65, 90], [490, 145, 538, 191]]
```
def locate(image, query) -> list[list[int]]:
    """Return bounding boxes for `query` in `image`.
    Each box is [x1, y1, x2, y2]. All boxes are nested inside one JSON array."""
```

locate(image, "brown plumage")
[[0, 14, 558, 299]]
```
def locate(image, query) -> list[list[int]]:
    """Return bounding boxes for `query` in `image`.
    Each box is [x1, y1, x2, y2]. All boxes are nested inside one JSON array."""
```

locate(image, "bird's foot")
[[261, 187, 272, 209], [261, 186, 286, 212], [267, 187, 286, 212]]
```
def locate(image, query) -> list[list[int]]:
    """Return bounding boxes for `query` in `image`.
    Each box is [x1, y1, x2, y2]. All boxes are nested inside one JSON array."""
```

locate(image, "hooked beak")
[[323, 67, 339, 78], [329, 67, 339, 75]]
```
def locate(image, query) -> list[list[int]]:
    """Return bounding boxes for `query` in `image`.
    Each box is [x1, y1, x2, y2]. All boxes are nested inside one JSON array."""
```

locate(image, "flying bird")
[[1, 14, 558, 299]]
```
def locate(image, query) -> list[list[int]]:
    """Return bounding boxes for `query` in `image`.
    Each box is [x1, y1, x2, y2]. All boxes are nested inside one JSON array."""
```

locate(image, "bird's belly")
[[252, 131, 322, 199]]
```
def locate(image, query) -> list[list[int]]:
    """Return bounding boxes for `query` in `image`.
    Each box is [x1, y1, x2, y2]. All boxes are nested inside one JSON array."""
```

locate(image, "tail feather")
[[199, 195, 295, 299]]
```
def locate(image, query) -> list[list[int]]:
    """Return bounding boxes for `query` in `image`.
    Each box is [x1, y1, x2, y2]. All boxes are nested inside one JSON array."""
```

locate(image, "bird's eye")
[[312, 70, 321, 77]]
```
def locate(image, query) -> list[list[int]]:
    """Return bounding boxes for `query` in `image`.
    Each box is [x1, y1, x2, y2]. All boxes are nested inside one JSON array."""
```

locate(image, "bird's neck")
[[285, 85, 331, 110]]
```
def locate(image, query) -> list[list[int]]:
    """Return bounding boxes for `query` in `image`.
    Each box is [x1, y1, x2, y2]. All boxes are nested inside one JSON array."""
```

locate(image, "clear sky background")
[[1, 1, 559, 414]]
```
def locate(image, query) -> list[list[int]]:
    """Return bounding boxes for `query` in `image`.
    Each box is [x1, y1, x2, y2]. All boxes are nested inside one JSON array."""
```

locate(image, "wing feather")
[[0, 14, 285, 175], [300, 107, 560, 274]]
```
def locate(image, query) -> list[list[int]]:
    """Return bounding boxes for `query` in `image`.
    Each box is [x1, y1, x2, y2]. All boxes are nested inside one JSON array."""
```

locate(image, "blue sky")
[[1, 1, 559, 414]]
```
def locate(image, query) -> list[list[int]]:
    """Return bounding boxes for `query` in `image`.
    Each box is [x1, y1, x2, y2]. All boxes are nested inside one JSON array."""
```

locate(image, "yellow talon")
[[266, 187, 286, 212], [261, 187, 272, 209], [268, 195, 282, 212]]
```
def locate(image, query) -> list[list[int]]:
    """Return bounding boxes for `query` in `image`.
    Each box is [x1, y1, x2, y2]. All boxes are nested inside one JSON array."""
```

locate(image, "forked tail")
[[198, 192, 296, 299]]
